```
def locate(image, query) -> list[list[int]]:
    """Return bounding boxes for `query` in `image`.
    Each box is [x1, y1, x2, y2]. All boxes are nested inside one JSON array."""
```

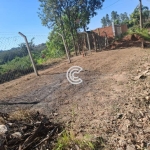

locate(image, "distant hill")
[[0, 43, 46, 65]]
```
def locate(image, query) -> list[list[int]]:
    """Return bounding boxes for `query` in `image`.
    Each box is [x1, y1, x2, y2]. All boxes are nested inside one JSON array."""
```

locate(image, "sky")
[[0, 0, 150, 50]]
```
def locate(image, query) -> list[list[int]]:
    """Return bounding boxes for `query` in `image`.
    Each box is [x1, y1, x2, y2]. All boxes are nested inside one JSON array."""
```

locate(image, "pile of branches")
[[0, 111, 63, 150]]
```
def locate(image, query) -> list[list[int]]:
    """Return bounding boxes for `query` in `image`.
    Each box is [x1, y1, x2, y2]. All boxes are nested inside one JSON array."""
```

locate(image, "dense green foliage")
[[0, 41, 47, 81], [143, 21, 150, 28], [42, 27, 66, 60], [0, 40, 45, 67], [0, 39, 46, 65], [38, 0, 105, 55], [127, 27, 150, 41], [0, 56, 31, 74], [38, 0, 105, 30], [42, 24, 79, 60], [101, 11, 129, 27], [129, 6, 149, 26], [0, 46, 28, 65]]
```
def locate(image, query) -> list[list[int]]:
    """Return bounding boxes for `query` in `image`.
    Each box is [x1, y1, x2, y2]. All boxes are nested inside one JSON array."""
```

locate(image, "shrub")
[[127, 27, 150, 41]]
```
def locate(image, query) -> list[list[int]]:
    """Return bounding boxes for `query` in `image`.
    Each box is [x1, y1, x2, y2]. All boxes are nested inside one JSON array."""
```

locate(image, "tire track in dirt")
[[0, 48, 149, 118]]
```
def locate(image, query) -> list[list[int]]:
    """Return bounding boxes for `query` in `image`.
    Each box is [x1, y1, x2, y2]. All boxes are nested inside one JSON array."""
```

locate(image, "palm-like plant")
[[130, 5, 149, 26], [142, 6, 149, 22]]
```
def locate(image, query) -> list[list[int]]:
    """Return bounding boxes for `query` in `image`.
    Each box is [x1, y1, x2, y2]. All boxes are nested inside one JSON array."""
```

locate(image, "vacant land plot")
[[0, 47, 150, 149]]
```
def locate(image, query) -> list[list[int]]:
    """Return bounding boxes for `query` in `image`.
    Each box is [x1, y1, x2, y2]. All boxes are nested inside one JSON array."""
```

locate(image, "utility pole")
[[139, 0, 144, 48], [139, 0, 143, 29]]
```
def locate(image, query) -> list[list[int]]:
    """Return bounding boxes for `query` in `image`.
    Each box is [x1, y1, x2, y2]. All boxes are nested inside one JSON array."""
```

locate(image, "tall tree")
[[120, 12, 129, 23], [124, 12, 129, 20], [38, 0, 105, 32], [106, 14, 111, 26], [101, 17, 107, 27], [111, 11, 117, 21], [111, 11, 120, 24], [38, 0, 105, 56], [44, 26, 66, 58], [142, 6, 149, 22], [139, 0, 143, 28], [130, 5, 149, 26]]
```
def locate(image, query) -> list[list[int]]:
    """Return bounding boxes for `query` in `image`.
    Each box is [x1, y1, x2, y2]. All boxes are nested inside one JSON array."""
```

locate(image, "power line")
[[101, 0, 121, 10], [0, 32, 48, 35]]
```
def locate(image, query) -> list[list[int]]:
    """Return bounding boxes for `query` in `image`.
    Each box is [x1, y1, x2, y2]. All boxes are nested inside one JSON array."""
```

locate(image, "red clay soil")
[[108, 34, 150, 50]]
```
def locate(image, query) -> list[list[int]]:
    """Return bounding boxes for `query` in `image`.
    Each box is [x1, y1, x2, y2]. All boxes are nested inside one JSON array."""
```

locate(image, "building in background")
[[92, 24, 128, 37]]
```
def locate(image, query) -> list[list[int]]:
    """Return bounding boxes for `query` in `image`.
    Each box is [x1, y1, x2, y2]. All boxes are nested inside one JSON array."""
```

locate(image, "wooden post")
[[85, 32, 91, 53], [139, 0, 144, 48], [97, 28, 102, 51], [76, 34, 81, 55], [102, 31, 108, 47], [18, 32, 39, 76], [92, 31, 97, 52], [78, 34, 81, 55]]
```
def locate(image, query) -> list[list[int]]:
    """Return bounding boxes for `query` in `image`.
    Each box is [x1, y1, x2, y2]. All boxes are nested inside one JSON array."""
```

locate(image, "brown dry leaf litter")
[[0, 111, 63, 150]]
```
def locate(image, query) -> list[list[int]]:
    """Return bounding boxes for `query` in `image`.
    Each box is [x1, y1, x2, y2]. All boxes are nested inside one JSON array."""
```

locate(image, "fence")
[[77, 31, 110, 53], [0, 33, 50, 84], [0, 32, 110, 84]]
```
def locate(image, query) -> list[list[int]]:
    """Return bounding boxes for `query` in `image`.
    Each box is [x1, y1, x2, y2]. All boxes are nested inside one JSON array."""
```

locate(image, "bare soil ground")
[[0, 47, 150, 149]]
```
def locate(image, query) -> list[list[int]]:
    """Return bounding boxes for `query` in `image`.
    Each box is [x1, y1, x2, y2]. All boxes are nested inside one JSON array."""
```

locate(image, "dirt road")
[[0, 47, 150, 148]]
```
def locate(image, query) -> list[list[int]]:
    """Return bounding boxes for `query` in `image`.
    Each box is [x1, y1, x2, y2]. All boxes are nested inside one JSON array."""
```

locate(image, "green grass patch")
[[53, 130, 106, 150], [53, 130, 95, 150]]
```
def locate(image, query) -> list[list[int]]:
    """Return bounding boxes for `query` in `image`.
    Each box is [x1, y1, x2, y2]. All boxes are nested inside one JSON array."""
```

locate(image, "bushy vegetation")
[[143, 21, 150, 28], [101, 5, 150, 28], [38, 0, 105, 55], [127, 27, 150, 41], [100, 4, 150, 43], [0, 56, 31, 74], [0, 1, 149, 84], [101, 11, 129, 27], [0, 41, 50, 83]]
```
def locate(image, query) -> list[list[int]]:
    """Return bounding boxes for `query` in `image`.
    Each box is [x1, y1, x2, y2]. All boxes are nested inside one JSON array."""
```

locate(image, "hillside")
[[0, 47, 150, 149], [0, 43, 46, 65]]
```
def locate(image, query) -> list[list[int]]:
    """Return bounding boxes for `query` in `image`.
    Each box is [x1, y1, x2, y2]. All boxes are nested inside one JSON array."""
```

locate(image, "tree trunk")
[[97, 28, 101, 50], [139, 0, 143, 29], [76, 37, 80, 55], [75, 30, 81, 55], [60, 21, 71, 56], [82, 34, 86, 57], [83, 25, 86, 32], [92, 32, 97, 52], [70, 30, 77, 56]]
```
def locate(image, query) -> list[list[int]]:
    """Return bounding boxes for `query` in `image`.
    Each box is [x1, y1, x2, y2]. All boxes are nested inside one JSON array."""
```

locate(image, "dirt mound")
[[108, 34, 149, 50], [123, 34, 143, 41]]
